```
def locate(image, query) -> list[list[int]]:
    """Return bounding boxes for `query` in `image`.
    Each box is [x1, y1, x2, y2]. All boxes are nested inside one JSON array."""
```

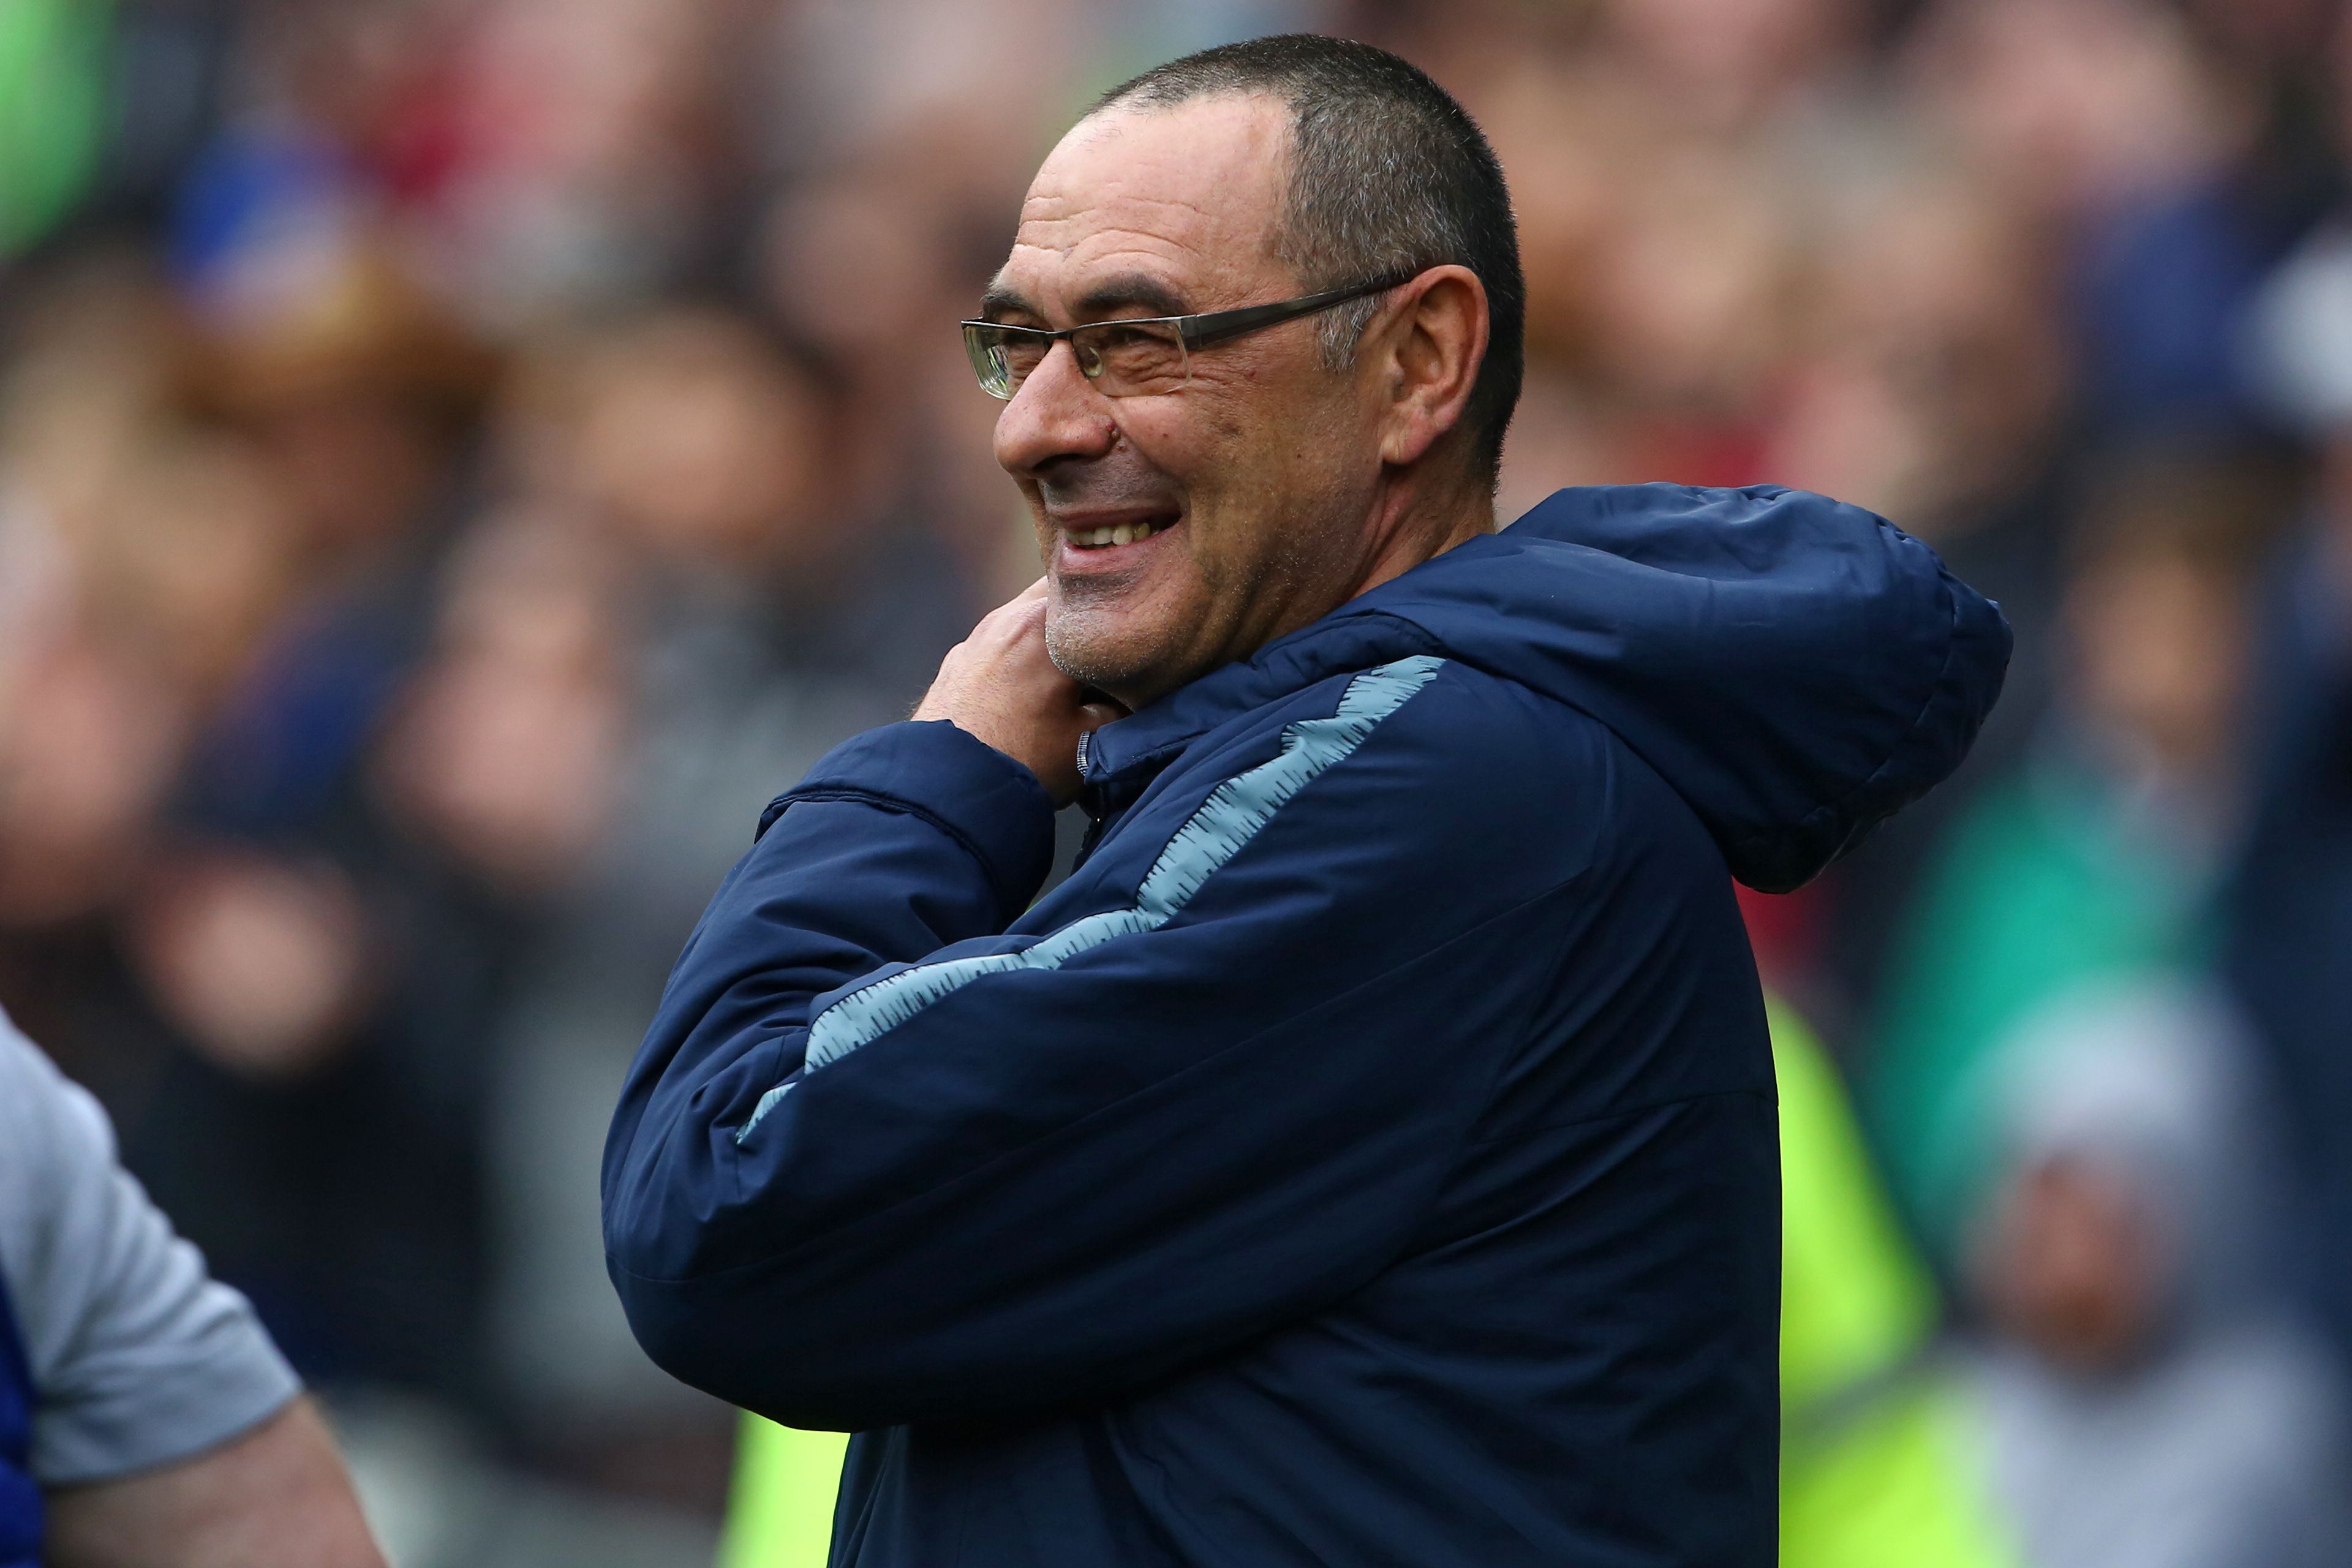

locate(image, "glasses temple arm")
[[1180, 275, 1415, 350]]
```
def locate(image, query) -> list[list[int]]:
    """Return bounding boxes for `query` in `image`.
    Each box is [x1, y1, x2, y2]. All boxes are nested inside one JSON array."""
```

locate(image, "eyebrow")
[[979, 281, 1038, 322], [977, 271, 1193, 325], [1074, 273, 1191, 318]]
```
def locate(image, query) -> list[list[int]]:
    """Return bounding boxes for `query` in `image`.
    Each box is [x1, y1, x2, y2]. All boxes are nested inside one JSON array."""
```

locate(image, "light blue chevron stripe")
[[735, 654, 1445, 1142]]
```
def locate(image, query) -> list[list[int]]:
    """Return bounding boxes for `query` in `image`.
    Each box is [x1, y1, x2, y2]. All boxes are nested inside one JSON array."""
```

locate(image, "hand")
[[914, 580, 1125, 805]]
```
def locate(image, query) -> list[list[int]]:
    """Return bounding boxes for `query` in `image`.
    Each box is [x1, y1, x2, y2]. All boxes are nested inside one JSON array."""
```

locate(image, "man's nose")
[[993, 341, 1119, 477]]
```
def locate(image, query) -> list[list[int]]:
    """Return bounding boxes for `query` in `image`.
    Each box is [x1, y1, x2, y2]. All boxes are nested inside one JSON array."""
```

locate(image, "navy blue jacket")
[[604, 484, 2010, 1567]]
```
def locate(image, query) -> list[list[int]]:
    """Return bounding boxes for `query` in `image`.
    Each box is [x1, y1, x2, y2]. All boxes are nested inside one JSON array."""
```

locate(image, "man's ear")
[[1375, 265, 1488, 469]]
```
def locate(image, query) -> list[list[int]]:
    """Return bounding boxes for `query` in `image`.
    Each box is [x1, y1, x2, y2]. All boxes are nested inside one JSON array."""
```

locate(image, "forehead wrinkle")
[[1025, 102, 1285, 233], [1004, 235, 1196, 284], [1018, 188, 1232, 256], [1013, 199, 1273, 287], [1002, 96, 1295, 318], [1007, 203, 1240, 278]]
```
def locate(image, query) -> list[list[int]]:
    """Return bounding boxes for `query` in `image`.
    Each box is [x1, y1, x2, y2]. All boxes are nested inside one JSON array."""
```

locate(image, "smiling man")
[[603, 34, 2010, 1568]]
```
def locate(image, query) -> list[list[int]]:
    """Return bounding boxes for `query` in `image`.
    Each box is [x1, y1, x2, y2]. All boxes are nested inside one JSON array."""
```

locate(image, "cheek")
[[1125, 380, 1346, 522], [1110, 390, 1243, 486]]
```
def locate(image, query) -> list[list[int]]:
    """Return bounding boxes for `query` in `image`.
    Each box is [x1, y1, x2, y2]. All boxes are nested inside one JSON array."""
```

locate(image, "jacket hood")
[[1084, 484, 2011, 893]]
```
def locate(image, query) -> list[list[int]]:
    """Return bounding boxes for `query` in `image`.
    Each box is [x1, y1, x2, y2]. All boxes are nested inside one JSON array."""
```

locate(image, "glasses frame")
[[960, 270, 1424, 401]]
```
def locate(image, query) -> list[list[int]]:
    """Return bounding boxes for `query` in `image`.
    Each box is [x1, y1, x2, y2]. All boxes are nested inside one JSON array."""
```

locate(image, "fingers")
[[983, 580, 1049, 627], [973, 581, 1052, 647], [911, 576, 1109, 801]]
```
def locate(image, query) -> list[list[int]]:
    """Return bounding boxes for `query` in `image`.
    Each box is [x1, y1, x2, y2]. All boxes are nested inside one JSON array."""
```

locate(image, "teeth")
[[1071, 520, 1158, 548]]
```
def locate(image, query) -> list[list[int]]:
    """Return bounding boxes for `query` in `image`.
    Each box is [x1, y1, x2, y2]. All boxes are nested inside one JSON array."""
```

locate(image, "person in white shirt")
[[0, 1008, 384, 1568]]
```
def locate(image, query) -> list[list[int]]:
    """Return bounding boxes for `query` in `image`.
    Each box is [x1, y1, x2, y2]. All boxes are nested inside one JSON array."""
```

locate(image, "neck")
[[1234, 467, 1494, 670], [1343, 469, 1496, 605]]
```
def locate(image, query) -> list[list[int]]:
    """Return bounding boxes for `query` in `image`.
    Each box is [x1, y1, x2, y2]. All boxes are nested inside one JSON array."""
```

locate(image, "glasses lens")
[[962, 320, 1188, 399], [963, 324, 1031, 399], [1074, 320, 1188, 396]]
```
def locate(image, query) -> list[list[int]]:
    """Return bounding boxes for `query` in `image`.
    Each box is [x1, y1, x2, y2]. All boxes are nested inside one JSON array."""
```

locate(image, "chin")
[[1044, 613, 1155, 694], [1045, 601, 1197, 701]]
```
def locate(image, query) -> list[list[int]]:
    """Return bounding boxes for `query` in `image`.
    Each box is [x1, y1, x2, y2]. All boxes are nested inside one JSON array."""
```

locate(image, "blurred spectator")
[[1598, 0, 1867, 133], [1863, 450, 2279, 1251], [1766, 160, 2067, 542], [413, 0, 744, 326], [103, 209, 505, 1417], [2231, 205, 2352, 1414], [1903, 0, 2293, 435], [464, 313, 910, 1442], [1956, 976, 2352, 1568], [1774, 1000, 2018, 1568]]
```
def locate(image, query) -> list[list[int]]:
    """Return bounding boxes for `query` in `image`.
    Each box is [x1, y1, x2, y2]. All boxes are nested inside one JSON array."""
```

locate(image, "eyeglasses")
[[960, 273, 1418, 401]]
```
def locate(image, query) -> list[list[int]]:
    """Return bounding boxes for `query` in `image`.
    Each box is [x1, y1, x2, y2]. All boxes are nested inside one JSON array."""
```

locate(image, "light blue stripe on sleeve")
[[736, 654, 1445, 1142]]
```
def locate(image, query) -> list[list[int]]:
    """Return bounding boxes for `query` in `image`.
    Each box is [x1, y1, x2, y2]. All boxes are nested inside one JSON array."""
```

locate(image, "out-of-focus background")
[[7, 0, 2352, 1564]]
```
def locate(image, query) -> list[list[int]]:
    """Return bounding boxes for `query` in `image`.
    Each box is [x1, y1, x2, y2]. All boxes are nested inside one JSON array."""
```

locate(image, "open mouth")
[[1063, 513, 1180, 551]]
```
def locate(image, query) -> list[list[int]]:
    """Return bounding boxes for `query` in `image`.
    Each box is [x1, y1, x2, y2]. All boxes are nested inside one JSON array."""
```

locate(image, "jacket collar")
[[1074, 547, 1472, 805]]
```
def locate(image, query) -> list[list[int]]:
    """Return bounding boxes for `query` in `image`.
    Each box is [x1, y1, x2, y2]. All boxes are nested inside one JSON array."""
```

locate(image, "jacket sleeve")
[[602, 672, 1595, 1430]]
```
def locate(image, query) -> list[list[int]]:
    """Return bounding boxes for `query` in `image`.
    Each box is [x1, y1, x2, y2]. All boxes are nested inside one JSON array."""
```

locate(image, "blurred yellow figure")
[[717, 1000, 2016, 1567], [1773, 999, 2015, 1568]]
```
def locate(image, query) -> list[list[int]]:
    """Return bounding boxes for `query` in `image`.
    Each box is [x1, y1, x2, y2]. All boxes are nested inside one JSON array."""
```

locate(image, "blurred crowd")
[[6, 0, 2352, 1564]]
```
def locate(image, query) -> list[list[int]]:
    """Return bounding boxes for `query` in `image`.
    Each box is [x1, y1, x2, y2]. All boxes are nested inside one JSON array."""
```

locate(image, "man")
[[0, 1012, 385, 1568], [604, 34, 2009, 1567]]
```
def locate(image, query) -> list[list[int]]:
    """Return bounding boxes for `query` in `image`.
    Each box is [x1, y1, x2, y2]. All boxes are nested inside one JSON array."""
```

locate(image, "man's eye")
[[998, 337, 1050, 371], [1089, 323, 1185, 368], [1093, 323, 1176, 348]]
